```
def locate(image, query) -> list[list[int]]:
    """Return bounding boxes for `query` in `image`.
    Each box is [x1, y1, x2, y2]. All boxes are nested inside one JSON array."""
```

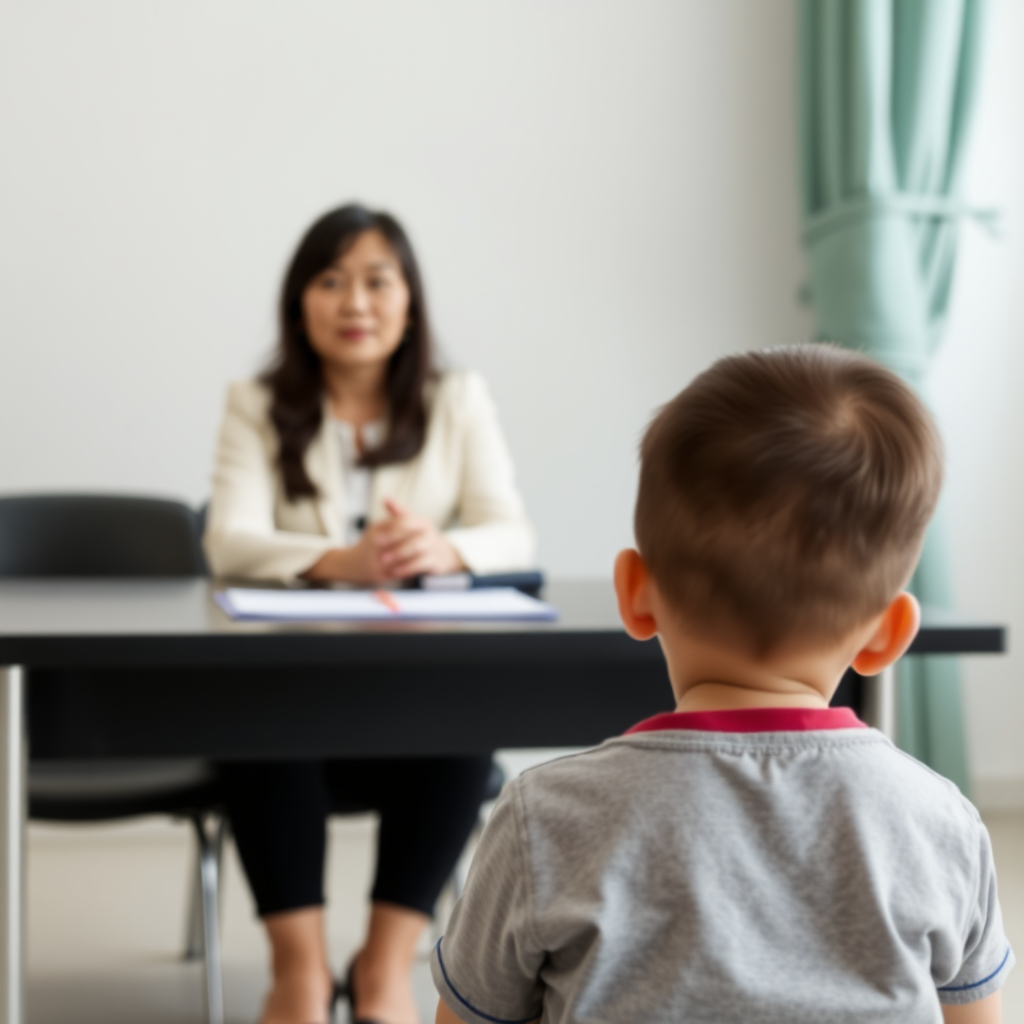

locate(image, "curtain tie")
[[803, 193, 1001, 245]]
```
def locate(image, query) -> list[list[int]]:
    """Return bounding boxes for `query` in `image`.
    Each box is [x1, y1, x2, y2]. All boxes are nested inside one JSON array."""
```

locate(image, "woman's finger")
[[386, 552, 436, 579], [384, 497, 410, 520], [382, 535, 428, 566], [376, 518, 432, 551], [373, 520, 418, 549], [364, 521, 397, 547]]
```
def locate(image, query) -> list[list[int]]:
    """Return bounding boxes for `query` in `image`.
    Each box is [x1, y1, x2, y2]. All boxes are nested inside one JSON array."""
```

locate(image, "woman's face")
[[301, 229, 411, 373]]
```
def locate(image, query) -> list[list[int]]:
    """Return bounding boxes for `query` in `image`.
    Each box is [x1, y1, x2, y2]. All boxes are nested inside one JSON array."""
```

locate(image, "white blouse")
[[332, 418, 384, 546]]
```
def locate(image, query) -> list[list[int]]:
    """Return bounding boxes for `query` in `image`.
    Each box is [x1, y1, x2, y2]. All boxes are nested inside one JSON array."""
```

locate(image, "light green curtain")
[[797, 0, 990, 793]]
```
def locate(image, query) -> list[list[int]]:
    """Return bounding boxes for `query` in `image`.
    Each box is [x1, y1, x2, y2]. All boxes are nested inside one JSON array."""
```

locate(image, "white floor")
[[26, 813, 428, 1024], [25, 809, 1024, 1023]]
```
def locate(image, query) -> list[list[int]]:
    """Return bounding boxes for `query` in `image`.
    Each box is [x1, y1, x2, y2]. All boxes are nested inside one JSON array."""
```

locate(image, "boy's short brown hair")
[[635, 344, 943, 652]]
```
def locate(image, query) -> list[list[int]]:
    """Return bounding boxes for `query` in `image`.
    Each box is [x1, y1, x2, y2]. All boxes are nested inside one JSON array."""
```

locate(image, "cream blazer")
[[203, 371, 536, 582]]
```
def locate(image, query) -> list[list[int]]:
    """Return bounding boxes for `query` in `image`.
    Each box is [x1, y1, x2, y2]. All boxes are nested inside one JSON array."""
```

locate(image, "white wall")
[[0, 0, 810, 576], [931, 0, 1024, 793], [2, 1, 1021, 791]]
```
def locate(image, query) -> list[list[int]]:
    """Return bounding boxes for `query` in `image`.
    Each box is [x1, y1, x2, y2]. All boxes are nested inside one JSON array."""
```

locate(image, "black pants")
[[220, 756, 493, 918]]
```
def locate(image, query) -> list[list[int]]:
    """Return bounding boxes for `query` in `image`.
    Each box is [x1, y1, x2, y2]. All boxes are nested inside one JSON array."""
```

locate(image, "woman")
[[204, 204, 535, 1024]]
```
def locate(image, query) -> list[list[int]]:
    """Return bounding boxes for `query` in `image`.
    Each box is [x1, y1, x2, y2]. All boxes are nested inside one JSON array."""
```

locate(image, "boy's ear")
[[613, 548, 659, 641], [851, 591, 921, 677]]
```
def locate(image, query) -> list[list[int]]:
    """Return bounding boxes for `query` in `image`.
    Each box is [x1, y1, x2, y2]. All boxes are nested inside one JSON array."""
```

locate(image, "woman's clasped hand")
[[305, 498, 465, 584]]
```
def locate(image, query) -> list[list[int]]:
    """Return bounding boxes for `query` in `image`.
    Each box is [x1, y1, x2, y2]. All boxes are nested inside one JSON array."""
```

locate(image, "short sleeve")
[[431, 781, 545, 1024], [937, 817, 1015, 1004]]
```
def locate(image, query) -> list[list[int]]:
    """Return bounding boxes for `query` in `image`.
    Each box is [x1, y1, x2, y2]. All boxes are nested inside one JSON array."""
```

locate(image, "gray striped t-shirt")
[[432, 707, 1012, 1024]]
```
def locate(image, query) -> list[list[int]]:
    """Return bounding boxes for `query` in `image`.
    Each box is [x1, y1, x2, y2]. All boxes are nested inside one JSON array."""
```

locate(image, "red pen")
[[372, 590, 401, 615]]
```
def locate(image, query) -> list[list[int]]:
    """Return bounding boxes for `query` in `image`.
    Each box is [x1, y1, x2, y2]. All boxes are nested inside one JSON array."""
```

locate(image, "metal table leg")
[[0, 667, 24, 1024], [863, 662, 897, 741]]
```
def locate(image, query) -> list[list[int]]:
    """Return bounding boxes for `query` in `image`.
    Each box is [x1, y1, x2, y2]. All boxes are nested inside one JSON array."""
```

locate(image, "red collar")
[[625, 707, 866, 735]]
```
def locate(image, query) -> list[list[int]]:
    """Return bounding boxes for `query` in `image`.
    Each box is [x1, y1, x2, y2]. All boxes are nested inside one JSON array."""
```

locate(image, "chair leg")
[[183, 814, 227, 960], [183, 843, 204, 961], [189, 813, 226, 1024]]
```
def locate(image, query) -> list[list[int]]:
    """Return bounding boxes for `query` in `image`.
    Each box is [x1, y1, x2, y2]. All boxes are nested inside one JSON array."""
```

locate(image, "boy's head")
[[634, 344, 943, 654]]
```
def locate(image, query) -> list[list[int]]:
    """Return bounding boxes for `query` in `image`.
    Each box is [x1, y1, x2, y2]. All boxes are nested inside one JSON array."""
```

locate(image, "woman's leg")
[[220, 761, 335, 1024], [263, 907, 333, 1024], [327, 755, 494, 1024], [349, 902, 430, 1024]]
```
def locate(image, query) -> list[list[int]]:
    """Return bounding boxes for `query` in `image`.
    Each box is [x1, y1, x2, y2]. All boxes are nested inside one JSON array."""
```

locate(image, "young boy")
[[431, 345, 1012, 1024]]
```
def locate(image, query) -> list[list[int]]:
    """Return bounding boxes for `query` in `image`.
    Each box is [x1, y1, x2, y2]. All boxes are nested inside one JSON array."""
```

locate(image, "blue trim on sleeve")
[[938, 947, 1012, 992], [434, 938, 540, 1024]]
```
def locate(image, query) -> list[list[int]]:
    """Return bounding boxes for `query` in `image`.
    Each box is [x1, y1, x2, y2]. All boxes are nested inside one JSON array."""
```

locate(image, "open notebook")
[[215, 586, 558, 622]]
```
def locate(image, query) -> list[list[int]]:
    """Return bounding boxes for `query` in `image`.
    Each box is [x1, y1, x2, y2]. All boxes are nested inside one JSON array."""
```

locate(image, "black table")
[[3, 579, 672, 760], [0, 579, 1006, 1023]]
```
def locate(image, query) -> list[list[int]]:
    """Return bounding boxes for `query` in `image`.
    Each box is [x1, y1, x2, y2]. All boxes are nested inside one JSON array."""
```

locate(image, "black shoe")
[[291, 976, 341, 1024], [328, 978, 342, 1024], [272, 978, 343, 1024], [296, 978, 341, 1024], [339, 962, 385, 1024]]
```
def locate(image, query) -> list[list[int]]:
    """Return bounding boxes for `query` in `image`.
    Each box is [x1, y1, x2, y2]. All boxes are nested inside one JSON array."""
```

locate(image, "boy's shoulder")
[[510, 724, 981, 850]]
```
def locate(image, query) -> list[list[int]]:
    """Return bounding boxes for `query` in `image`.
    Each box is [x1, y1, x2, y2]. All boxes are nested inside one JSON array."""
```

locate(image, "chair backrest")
[[0, 495, 206, 577]]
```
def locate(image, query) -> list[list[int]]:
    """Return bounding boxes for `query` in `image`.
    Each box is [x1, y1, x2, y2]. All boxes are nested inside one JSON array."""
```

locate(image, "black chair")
[[0, 495, 225, 1024]]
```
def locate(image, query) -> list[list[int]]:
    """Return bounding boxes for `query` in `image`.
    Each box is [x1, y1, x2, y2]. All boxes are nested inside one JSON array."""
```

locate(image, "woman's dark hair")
[[261, 203, 436, 501]]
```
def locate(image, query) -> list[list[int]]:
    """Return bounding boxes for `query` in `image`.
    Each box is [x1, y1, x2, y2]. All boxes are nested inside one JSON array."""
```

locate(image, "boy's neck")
[[675, 682, 830, 713], [655, 609, 870, 714]]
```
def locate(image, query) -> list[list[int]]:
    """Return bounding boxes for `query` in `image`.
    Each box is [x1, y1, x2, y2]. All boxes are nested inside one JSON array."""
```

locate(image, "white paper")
[[216, 586, 557, 622]]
